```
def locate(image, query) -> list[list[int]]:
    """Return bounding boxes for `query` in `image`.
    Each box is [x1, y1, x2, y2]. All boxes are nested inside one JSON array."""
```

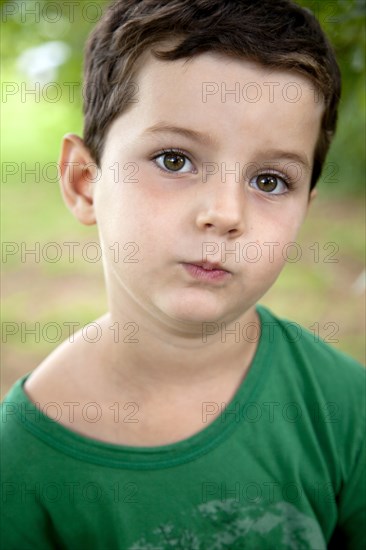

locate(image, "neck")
[[90, 303, 260, 397]]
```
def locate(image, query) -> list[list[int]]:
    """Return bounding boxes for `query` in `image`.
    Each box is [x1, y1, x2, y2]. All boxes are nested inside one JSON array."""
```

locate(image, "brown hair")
[[83, 0, 342, 190]]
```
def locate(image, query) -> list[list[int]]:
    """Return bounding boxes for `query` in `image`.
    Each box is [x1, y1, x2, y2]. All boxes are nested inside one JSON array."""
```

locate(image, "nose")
[[195, 169, 246, 237]]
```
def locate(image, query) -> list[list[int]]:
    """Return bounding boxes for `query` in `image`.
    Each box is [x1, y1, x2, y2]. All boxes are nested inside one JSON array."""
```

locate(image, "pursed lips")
[[183, 261, 231, 273]]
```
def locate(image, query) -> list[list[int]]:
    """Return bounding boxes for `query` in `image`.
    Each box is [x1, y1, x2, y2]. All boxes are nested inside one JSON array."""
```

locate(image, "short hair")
[[83, 0, 342, 190]]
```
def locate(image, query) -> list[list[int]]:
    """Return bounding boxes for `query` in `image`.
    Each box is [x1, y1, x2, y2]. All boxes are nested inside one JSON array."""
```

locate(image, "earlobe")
[[58, 133, 99, 226]]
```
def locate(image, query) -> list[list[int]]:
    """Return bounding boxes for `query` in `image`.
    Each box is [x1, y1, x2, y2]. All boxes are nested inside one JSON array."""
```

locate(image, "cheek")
[[93, 184, 137, 263], [248, 205, 307, 268], [264, 197, 307, 234], [94, 175, 177, 270]]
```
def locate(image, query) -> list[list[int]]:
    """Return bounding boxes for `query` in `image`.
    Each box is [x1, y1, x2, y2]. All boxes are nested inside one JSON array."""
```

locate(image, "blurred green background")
[[1, 0, 365, 395]]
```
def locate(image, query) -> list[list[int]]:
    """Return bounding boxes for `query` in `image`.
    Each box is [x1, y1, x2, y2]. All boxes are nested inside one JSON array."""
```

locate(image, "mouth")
[[188, 261, 231, 273], [182, 261, 232, 282]]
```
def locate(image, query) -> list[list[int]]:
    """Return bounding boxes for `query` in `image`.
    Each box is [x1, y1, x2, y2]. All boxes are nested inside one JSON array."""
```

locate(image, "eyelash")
[[151, 148, 195, 174], [151, 148, 296, 192], [255, 169, 295, 191]]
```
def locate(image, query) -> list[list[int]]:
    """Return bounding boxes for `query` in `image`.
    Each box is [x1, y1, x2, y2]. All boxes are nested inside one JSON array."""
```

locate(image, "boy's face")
[[62, 51, 322, 331]]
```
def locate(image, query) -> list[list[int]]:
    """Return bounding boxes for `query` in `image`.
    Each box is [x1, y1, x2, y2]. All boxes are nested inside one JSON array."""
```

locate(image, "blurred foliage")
[[296, 0, 366, 195], [0, 0, 365, 194]]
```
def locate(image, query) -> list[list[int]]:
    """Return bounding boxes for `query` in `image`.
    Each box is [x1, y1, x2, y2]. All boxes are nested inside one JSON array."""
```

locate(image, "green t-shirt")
[[1, 305, 365, 549]]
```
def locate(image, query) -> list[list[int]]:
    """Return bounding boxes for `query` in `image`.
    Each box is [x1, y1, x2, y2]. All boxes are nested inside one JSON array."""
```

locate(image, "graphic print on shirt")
[[129, 499, 326, 549]]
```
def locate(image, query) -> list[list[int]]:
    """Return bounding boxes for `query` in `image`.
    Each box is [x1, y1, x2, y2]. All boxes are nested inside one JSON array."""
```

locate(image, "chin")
[[157, 288, 230, 325]]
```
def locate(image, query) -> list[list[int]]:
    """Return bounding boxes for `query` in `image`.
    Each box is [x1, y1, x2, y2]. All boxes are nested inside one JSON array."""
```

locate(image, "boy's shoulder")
[[258, 305, 365, 466], [22, 312, 113, 402], [258, 304, 365, 398], [259, 304, 364, 365], [21, 325, 104, 419]]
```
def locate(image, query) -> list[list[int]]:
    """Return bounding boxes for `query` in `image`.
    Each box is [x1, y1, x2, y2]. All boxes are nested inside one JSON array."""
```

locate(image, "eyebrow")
[[259, 149, 311, 174], [143, 122, 311, 173], [143, 122, 219, 148]]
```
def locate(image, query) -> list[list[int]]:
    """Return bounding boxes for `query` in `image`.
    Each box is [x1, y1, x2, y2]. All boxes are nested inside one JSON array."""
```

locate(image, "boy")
[[1, 0, 365, 548]]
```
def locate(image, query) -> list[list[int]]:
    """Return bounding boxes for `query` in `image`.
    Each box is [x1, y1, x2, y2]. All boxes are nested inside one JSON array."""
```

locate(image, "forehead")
[[109, 50, 324, 162]]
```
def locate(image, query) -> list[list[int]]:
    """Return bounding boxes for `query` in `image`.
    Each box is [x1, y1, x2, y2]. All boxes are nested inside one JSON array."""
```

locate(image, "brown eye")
[[257, 175, 278, 192], [163, 153, 186, 171], [153, 149, 195, 173], [250, 173, 289, 195]]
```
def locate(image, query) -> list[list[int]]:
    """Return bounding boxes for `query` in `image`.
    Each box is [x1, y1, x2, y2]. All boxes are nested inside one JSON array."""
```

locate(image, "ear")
[[58, 133, 99, 225]]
